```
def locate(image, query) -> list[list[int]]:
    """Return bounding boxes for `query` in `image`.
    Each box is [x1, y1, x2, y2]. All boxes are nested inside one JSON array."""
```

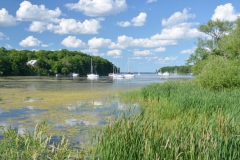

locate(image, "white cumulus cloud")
[[180, 48, 195, 54], [131, 12, 147, 26], [0, 8, 17, 27], [28, 18, 101, 34], [116, 21, 131, 27], [134, 50, 152, 56], [65, 0, 127, 17], [153, 47, 166, 52], [109, 35, 133, 49], [145, 56, 158, 61], [41, 43, 53, 47], [109, 35, 177, 49], [28, 21, 47, 33], [47, 18, 101, 34], [162, 8, 195, 27], [117, 12, 147, 27], [211, 3, 240, 22], [19, 36, 41, 47], [61, 36, 86, 48], [159, 56, 178, 61], [16, 1, 102, 35], [151, 23, 204, 40], [16, 1, 61, 22], [107, 49, 122, 58], [88, 37, 112, 48], [131, 38, 176, 47], [157, 56, 178, 64]]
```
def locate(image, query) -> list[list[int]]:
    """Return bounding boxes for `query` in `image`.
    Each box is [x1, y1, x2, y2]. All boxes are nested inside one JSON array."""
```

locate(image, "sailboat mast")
[[113, 64, 114, 74], [91, 58, 93, 74], [128, 58, 130, 73]]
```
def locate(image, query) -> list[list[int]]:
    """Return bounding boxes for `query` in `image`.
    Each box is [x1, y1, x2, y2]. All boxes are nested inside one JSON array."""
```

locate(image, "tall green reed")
[[0, 121, 73, 159], [94, 81, 240, 159]]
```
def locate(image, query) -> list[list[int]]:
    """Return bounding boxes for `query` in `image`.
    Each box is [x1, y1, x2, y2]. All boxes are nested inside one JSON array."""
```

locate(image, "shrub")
[[194, 56, 240, 90]]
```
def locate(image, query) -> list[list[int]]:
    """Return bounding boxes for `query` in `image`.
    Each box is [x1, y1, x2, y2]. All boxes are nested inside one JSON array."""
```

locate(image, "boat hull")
[[87, 74, 99, 79], [124, 74, 135, 78]]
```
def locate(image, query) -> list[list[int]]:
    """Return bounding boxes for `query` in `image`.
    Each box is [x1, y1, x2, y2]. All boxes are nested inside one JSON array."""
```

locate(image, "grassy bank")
[[94, 81, 240, 159]]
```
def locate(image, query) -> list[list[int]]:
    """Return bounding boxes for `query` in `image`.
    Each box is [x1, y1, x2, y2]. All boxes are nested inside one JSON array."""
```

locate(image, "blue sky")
[[0, 0, 240, 72]]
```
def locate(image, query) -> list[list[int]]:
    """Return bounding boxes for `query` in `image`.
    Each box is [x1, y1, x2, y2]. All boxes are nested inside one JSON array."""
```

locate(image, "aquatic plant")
[[0, 121, 73, 159]]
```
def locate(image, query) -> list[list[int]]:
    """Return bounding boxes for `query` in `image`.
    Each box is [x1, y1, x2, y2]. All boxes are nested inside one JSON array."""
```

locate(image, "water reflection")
[[0, 74, 193, 145]]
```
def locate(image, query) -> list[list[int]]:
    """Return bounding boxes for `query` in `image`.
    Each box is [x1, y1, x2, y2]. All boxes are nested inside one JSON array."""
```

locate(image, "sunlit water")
[[0, 74, 193, 146]]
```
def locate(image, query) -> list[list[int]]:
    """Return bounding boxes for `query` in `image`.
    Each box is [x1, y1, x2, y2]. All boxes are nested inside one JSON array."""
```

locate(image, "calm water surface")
[[0, 74, 193, 146]]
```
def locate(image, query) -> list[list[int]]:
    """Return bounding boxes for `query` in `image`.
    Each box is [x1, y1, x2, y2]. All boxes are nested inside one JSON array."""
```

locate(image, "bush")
[[194, 56, 240, 90], [191, 59, 208, 75]]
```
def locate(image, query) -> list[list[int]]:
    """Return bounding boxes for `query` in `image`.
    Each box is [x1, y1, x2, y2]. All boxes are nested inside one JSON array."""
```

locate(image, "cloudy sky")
[[0, 0, 240, 72]]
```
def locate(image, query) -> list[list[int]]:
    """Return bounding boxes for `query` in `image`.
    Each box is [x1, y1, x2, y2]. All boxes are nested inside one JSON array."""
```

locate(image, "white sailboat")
[[110, 63, 125, 79], [158, 69, 169, 76], [173, 68, 178, 75], [72, 73, 79, 77], [158, 69, 163, 75], [108, 64, 115, 77], [162, 72, 170, 76], [124, 59, 135, 78], [87, 58, 99, 79]]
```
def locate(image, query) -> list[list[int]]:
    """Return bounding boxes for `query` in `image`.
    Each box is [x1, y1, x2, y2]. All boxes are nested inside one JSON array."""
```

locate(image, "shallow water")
[[0, 74, 193, 146]]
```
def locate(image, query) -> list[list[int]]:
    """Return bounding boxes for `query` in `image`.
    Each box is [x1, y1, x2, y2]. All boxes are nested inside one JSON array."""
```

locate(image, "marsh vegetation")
[[95, 81, 240, 159]]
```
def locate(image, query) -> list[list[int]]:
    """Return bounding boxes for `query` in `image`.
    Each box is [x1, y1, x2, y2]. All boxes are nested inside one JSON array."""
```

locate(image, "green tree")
[[0, 47, 11, 76], [9, 49, 31, 76], [186, 19, 234, 65], [218, 18, 240, 59]]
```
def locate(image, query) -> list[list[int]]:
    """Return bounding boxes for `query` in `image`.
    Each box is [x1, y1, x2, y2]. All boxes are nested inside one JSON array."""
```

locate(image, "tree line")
[[157, 65, 192, 74], [0, 48, 117, 76]]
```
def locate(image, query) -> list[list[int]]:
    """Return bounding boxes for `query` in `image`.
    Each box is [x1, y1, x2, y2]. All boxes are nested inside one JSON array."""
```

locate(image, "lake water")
[[0, 74, 193, 146]]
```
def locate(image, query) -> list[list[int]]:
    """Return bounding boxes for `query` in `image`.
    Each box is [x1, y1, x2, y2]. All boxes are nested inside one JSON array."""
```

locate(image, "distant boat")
[[109, 64, 115, 77], [110, 63, 125, 79], [158, 69, 163, 75], [138, 71, 141, 75], [162, 72, 170, 76], [72, 73, 79, 77], [124, 59, 135, 78], [113, 74, 125, 79], [158, 69, 169, 76], [173, 68, 178, 75], [87, 58, 99, 79]]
